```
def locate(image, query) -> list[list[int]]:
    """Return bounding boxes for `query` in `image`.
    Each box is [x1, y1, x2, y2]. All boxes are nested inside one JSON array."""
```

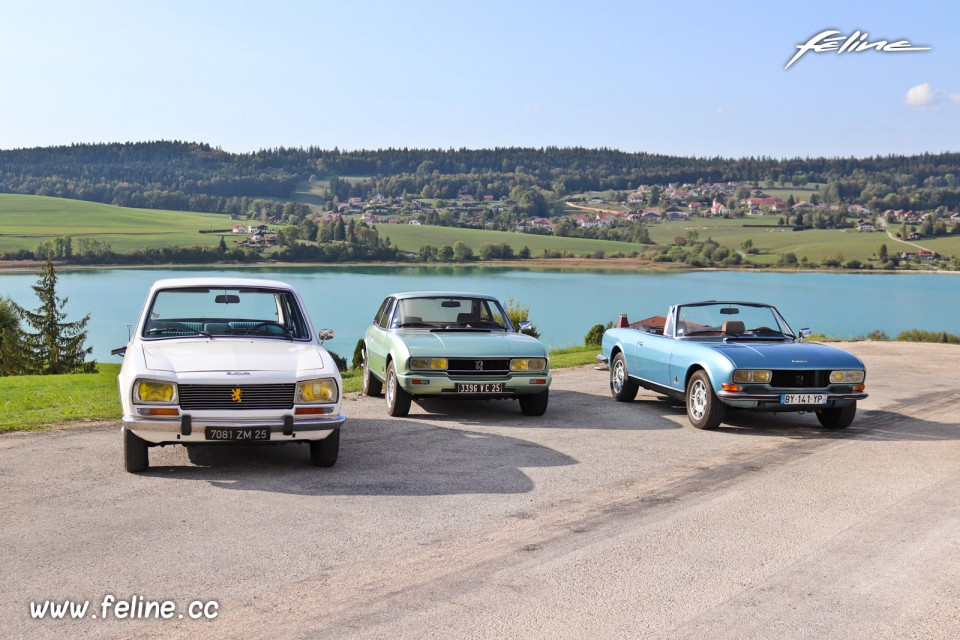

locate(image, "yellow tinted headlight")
[[409, 357, 448, 370], [732, 370, 772, 384], [135, 380, 177, 404], [296, 378, 338, 403], [510, 358, 547, 372], [830, 370, 865, 384]]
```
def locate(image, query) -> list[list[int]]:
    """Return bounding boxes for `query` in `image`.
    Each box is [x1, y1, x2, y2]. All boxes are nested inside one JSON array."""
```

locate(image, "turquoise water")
[[0, 266, 957, 362]]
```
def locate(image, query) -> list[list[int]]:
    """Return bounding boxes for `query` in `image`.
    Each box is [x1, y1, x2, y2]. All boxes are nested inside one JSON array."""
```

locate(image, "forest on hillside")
[[2, 142, 960, 216]]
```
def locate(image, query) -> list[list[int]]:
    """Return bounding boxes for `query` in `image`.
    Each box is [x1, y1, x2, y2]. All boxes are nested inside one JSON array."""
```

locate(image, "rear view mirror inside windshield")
[[441, 300, 462, 308], [720, 307, 740, 315], [215, 294, 241, 304]]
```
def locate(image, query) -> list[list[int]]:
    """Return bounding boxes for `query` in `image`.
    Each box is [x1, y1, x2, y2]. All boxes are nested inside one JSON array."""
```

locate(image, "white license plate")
[[204, 427, 271, 441], [455, 383, 504, 393], [781, 394, 827, 405]]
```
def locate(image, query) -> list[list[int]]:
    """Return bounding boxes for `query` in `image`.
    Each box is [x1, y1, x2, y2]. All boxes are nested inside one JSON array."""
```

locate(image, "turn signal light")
[[722, 383, 742, 392]]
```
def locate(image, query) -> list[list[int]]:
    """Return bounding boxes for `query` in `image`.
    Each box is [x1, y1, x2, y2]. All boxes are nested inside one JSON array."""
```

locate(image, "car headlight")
[[409, 357, 448, 370], [830, 370, 865, 384], [510, 358, 547, 372], [732, 370, 772, 384], [296, 378, 339, 403], [134, 379, 178, 404]]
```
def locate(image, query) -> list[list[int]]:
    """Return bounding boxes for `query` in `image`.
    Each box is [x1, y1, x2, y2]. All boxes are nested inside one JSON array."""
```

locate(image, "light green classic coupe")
[[361, 292, 552, 417]]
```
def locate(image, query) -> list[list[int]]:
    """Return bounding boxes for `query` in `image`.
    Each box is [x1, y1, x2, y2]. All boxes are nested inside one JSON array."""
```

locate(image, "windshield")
[[392, 297, 510, 330], [676, 302, 792, 338], [142, 287, 310, 340]]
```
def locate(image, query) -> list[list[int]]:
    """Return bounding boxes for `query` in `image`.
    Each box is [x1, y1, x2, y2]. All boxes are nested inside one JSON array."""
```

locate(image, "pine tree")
[[0, 296, 23, 376], [3, 260, 96, 375]]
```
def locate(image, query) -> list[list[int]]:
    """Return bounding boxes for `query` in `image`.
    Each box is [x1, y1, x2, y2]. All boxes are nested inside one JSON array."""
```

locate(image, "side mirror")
[[798, 328, 811, 342], [317, 328, 335, 343], [518, 321, 533, 333]]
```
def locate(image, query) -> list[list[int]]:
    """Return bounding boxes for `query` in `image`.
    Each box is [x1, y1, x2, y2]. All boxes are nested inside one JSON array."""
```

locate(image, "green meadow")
[[648, 216, 906, 263], [0, 194, 233, 253], [376, 223, 645, 255]]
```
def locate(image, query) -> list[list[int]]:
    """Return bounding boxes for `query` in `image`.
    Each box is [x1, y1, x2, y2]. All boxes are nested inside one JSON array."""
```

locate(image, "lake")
[[0, 265, 958, 363]]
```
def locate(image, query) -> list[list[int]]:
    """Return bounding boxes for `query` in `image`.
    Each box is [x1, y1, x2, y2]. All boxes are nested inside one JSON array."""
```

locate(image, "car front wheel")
[[610, 352, 639, 402], [362, 347, 383, 397], [385, 361, 412, 417], [519, 389, 549, 416], [123, 427, 149, 473], [309, 430, 340, 467], [816, 402, 857, 429], [686, 370, 725, 430]]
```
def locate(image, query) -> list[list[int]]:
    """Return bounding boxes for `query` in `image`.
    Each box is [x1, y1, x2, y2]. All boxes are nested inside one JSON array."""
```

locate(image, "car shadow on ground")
[[145, 418, 577, 496], [610, 394, 960, 442], [375, 389, 682, 431]]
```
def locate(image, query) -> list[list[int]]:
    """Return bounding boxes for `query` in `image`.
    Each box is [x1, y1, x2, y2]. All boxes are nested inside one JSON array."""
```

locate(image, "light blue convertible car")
[[600, 301, 867, 430], [362, 292, 552, 417]]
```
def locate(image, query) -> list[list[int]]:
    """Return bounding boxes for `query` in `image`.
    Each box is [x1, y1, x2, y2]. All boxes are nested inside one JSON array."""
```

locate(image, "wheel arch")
[[684, 364, 710, 391]]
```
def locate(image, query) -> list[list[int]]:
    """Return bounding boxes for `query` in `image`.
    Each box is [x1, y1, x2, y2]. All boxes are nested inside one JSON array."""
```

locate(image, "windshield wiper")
[[399, 321, 434, 328], [459, 320, 505, 329], [145, 327, 212, 338], [224, 328, 293, 340]]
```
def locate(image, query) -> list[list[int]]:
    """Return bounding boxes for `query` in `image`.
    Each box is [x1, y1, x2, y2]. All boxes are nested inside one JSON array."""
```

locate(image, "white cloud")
[[950, 93, 960, 103], [904, 83, 938, 106]]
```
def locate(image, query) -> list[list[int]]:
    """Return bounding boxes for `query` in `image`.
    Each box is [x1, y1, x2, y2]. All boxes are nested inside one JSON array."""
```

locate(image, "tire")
[[609, 352, 640, 402], [519, 389, 550, 416], [816, 402, 857, 429], [385, 361, 411, 417], [309, 430, 340, 467], [362, 347, 383, 397], [123, 427, 149, 473], [686, 370, 725, 430]]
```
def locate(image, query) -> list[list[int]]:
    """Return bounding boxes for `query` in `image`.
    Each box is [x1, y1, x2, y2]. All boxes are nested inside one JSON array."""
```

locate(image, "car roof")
[[148, 277, 296, 292], [388, 291, 500, 300]]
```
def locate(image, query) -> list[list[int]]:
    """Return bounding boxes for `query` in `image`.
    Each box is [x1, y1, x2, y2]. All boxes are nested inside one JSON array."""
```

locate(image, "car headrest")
[[722, 320, 745, 335]]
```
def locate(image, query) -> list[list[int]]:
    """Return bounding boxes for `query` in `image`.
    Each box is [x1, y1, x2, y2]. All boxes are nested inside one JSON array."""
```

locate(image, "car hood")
[[707, 340, 865, 369], [398, 330, 547, 357], [140, 339, 327, 373]]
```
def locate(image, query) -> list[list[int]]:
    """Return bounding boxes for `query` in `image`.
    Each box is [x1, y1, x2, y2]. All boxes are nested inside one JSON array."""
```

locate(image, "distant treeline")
[[2, 141, 960, 214]]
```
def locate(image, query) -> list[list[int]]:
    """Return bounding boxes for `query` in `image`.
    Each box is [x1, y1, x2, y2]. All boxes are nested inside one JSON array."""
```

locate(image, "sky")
[[0, 0, 957, 158]]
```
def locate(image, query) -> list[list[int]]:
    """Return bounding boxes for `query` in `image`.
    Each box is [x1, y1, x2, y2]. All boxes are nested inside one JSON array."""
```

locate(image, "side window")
[[373, 298, 389, 327], [375, 298, 396, 328]]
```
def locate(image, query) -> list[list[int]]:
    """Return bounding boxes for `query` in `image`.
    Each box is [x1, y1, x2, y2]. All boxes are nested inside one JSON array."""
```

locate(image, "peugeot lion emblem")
[[475, 360, 484, 370], [231, 388, 243, 403]]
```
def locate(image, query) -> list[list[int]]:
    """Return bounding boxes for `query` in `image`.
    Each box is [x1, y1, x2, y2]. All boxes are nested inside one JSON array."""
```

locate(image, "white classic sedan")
[[115, 277, 345, 472]]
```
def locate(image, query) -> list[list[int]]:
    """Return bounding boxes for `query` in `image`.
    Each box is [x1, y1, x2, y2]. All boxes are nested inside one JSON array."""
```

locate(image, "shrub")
[[584, 324, 606, 346], [505, 298, 541, 338], [327, 350, 348, 372], [351, 338, 365, 370]]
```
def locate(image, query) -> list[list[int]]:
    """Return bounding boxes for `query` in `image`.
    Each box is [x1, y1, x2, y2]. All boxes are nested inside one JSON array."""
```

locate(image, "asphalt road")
[[3, 341, 959, 639]]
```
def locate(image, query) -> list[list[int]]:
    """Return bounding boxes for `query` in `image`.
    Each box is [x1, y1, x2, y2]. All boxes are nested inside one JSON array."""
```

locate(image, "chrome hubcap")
[[612, 360, 625, 393], [386, 370, 395, 406], [689, 380, 707, 420]]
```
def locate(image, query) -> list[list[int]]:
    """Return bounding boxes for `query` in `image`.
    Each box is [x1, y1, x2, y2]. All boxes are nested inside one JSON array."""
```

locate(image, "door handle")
[[636, 341, 643, 347]]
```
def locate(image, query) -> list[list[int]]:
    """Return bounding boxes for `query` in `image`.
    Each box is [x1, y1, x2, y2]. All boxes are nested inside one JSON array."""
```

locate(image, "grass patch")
[[0, 194, 233, 254], [0, 348, 599, 433], [378, 223, 645, 256], [0, 363, 121, 432]]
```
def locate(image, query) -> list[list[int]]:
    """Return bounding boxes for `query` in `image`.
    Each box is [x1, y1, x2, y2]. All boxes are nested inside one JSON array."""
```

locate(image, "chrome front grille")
[[178, 384, 296, 410], [446, 358, 511, 377]]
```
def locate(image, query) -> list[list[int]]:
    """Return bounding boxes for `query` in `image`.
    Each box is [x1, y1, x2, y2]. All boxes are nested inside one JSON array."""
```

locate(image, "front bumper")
[[716, 389, 868, 411], [396, 372, 552, 397], [123, 413, 345, 444]]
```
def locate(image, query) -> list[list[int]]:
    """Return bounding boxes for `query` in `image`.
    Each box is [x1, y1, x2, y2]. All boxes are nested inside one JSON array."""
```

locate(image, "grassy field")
[[377, 223, 646, 256], [648, 216, 897, 263], [0, 194, 234, 253], [0, 348, 597, 432]]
